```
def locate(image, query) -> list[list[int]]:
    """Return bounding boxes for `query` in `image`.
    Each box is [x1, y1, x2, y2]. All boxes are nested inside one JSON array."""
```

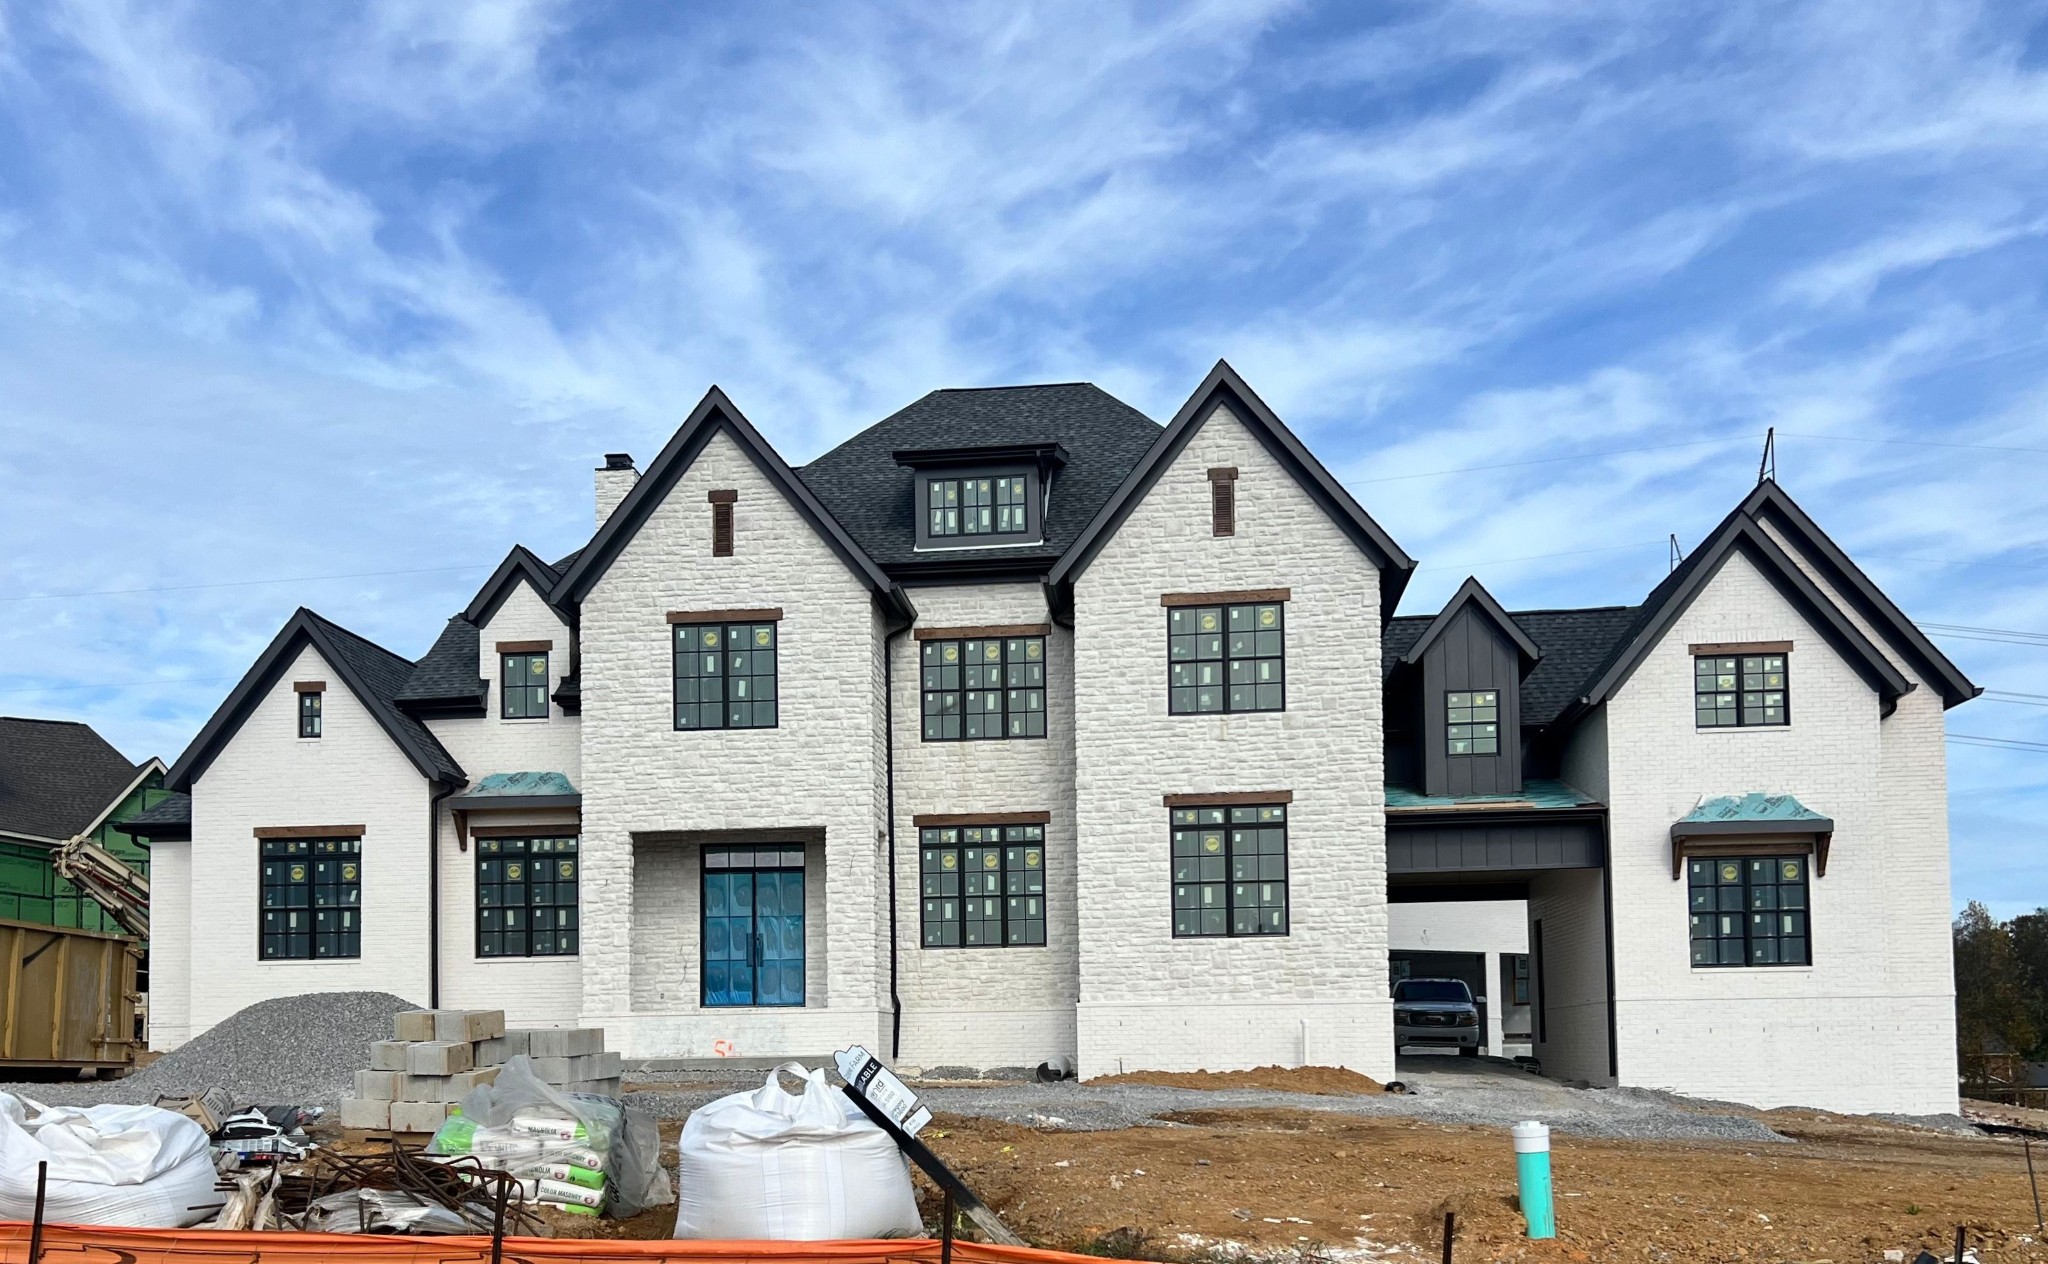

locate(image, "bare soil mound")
[[1086, 1064, 1385, 1096]]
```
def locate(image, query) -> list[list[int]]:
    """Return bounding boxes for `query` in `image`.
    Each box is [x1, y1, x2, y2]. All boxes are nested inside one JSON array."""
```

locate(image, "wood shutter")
[[709, 489, 736, 556], [1208, 467, 1238, 537]]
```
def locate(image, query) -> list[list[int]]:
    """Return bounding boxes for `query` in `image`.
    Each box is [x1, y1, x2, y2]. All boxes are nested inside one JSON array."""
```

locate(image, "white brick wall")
[[427, 578, 581, 786], [891, 583, 1078, 1070], [1600, 549, 1956, 1113], [576, 428, 887, 1059], [173, 644, 433, 1045], [1527, 867, 1611, 1084], [1071, 402, 1393, 1080], [146, 838, 192, 1050]]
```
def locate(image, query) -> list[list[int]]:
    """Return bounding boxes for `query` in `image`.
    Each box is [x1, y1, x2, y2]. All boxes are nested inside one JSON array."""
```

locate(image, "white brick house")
[[128, 362, 1977, 1114]]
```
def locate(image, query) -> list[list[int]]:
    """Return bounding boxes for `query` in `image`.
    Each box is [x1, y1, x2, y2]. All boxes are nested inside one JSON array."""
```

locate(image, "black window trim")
[[500, 651, 550, 720], [258, 836, 361, 961], [1165, 599, 1287, 715], [910, 464, 1044, 551], [672, 619, 781, 731], [1687, 852, 1813, 968], [917, 823, 1049, 949], [1170, 802, 1290, 939], [1693, 650, 1791, 729], [474, 834, 580, 959], [297, 690, 322, 739], [919, 634, 1049, 742], [1444, 688, 1500, 757]]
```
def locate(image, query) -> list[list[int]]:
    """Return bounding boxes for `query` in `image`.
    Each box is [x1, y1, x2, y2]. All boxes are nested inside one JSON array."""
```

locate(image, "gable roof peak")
[[1401, 576, 1543, 667], [463, 544, 569, 627]]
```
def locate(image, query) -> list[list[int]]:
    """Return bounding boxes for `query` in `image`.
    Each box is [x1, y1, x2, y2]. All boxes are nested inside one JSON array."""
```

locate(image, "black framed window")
[[1171, 804, 1288, 937], [1446, 690, 1499, 755], [920, 636, 1047, 740], [260, 838, 360, 960], [1688, 854, 1810, 967], [919, 825, 1046, 947], [298, 691, 322, 738], [1167, 602, 1284, 714], [501, 653, 549, 719], [476, 837, 578, 957], [1695, 654, 1788, 727], [927, 475, 1030, 538], [674, 622, 778, 729]]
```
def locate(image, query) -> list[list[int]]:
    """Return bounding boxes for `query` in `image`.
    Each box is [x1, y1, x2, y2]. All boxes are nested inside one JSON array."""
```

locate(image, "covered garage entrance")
[[1385, 781, 1614, 1082]]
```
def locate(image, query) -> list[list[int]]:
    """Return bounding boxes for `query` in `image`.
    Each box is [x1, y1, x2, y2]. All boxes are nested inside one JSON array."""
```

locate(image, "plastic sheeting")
[[0, 1093, 221, 1228], [673, 1063, 922, 1241]]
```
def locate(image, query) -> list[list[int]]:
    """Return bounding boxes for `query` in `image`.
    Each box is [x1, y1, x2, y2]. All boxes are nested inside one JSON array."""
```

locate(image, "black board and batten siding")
[[1420, 606, 1524, 797]]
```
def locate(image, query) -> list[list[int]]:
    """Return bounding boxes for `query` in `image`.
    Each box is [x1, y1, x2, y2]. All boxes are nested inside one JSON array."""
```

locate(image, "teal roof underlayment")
[[1675, 792, 1830, 830], [465, 771, 576, 797], [1384, 778, 1600, 811]]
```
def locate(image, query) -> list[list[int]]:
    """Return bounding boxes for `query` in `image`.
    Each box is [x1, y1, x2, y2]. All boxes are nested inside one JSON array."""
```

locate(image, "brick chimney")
[[596, 453, 638, 527]]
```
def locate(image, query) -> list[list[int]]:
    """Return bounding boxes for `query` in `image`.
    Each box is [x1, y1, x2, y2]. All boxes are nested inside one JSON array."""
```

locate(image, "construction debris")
[[342, 1009, 624, 1132]]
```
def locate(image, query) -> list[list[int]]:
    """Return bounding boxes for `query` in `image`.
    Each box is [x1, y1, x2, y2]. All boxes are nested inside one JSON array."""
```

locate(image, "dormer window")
[[928, 475, 1029, 537], [895, 443, 1066, 551]]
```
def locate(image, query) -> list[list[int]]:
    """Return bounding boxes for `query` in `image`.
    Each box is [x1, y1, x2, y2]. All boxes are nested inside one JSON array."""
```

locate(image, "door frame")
[[699, 845, 807, 1008]]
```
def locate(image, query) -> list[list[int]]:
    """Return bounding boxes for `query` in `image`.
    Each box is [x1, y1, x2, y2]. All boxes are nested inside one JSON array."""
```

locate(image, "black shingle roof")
[[1385, 604, 1642, 727], [398, 616, 485, 706], [0, 718, 143, 841], [119, 790, 190, 834], [301, 612, 465, 784], [796, 384, 1162, 569]]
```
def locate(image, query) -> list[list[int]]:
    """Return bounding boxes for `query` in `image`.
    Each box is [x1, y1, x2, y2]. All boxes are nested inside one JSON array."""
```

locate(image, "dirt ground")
[[333, 1097, 2048, 1262], [1087, 1067, 1387, 1096]]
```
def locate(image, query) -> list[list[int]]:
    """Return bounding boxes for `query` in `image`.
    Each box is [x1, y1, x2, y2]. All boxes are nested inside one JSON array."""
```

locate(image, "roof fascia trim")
[[1582, 518, 1910, 710], [1741, 481, 1981, 708], [552, 388, 906, 619], [1047, 361, 1417, 605], [464, 546, 573, 628], [1400, 576, 1544, 667], [76, 757, 168, 838], [166, 611, 462, 792]]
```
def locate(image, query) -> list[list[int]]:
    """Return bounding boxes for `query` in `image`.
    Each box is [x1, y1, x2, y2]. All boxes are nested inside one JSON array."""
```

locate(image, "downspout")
[[1601, 810, 1618, 1083], [429, 780, 458, 1009], [885, 619, 908, 1060]]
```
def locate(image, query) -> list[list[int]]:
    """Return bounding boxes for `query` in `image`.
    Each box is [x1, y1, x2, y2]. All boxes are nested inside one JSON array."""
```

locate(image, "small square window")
[[1694, 653, 1788, 727], [1445, 690, 1499, 755], [1687, 853, 1811, 968]]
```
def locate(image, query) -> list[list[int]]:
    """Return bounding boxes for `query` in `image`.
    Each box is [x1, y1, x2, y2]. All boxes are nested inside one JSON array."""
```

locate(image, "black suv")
[[1392, 977, 1482, 1056]]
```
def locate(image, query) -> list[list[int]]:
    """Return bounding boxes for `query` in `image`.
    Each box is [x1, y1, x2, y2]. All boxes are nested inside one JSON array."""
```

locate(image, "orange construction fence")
[[0, 1223, 1115, 1264]]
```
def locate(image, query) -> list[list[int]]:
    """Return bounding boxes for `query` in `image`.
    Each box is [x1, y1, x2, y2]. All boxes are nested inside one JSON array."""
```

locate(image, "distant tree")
[[2007, 907, 2048, 1056], [1956, 901, 2038, 1060]]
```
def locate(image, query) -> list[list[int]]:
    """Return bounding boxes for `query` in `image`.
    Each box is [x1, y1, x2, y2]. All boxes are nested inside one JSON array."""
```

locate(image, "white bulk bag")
[[672, 1062, 921, 1240], [0, 1093, 221, 1227]]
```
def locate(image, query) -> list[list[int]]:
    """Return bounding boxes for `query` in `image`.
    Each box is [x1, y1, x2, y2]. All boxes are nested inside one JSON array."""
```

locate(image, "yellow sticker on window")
[[984, 852, 1000, 869], [1025, 849, 1041, 867], [1781, 861, 1800, 880], [559, 861, 575, 878], [1720, 862, 1740, 882], [941, 853, 957, 869], [289, 865, 307, 882], [755, 628, 771, 646], [506, 863, 523, 881], [1260, 608, 1277, 627], [1200, 613, 1218, 631], [1204, 834, 1223, 853], [943, 645, 959, 662], [341, 864, 357, 881], [702, 630, 719, 647], [1026, 641, 1042, 659]]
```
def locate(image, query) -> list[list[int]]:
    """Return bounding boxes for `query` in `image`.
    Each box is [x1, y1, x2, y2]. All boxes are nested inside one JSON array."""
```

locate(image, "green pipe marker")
[[1512, 1120, 1555, 1239]]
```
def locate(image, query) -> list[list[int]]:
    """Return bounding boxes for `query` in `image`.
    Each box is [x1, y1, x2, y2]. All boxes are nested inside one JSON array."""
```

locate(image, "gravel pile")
[[0, 991, 413, 1109]]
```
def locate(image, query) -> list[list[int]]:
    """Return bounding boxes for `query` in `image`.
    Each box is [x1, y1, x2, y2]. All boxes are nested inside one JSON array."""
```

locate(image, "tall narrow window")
[[919, 824, 1046, 947], [1209, 467, 1238, 537], [1446, 690, 1499, 754], [1510, 953, 1530, 1005], [501, 653, 549, 719], [920, 635, 1047, 739], [260, 837, 360, 960], [1171, 804, 1288, 937], [1688, 854, 1810, 967], [674, 621, 779, 729], [297, 690, 322, 738], [1167, 602, 1284, 713], [710, 489, 736, 556], [477, 836, 578, 957], [1695, 653, 1788, 727]]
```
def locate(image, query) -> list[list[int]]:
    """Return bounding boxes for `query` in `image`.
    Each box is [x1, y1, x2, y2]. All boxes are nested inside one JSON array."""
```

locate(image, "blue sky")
[[1, 2, 2044, 914]]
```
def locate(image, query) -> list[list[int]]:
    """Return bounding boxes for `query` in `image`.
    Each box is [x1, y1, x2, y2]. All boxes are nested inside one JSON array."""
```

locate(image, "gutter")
[[885, 618, 908, 1060], [428, 780, 459, 1008]]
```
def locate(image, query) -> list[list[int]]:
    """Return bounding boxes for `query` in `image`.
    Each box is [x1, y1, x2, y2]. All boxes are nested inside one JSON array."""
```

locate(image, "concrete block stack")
[[338, 1008, 624, 1133]]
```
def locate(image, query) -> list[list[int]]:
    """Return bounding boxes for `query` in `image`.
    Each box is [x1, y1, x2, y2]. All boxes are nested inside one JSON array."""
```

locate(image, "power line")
[[1353, 437, 1752, 484], [0, 563, 494, 604], [1983, 691, 2048, 707], [1919, 621, 2048, 648], [0, 675, 245, 696], [1780, 431, 2048, 458], [1413, 540, 1663, 574], [1948, 733, 2048, 752]]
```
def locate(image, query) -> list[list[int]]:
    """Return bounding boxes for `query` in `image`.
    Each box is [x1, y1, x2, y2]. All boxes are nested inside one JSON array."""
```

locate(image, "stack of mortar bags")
[[425, 1054, 671, 1218]]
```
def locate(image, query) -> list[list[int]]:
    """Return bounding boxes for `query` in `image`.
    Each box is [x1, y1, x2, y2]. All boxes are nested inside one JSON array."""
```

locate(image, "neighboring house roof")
[[796, 383, 1164, 576], [166, 608, 466, 792], [1384, 605, 1639, 728], [1740, 480, 1980, 708], [0, 717, 148, 843], [118, 790, 191, 841], [553, 387, 912, 621], [1575, 510, 1912, 716], [1397, 576, 1544, 668], [1048, 361, 1417, 618]]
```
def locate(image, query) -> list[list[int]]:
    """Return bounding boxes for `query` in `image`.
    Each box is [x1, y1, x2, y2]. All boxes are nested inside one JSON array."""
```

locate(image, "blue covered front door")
[[702, 846, 805, 1007]]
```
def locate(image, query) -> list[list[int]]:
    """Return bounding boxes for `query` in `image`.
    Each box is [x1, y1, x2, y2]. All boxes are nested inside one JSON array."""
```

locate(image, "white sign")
[[833, 1045, 933, 1136]]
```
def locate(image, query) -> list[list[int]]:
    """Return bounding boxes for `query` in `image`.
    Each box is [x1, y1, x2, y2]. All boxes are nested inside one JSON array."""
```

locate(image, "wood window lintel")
[[1206, 467, 1239, 482], [254, 825, 365, 839], [1691, 641, 1793, 656], [913, 811, 1052, 827], [1162, 790, 1293, 807], [292, 681, 326, 693], [1160, 588, 1290, 607], [666, 607, 783, 624], [913, 623, 1050, 641], [707, 489, 738, 504], [496, 640, 552, 654]]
